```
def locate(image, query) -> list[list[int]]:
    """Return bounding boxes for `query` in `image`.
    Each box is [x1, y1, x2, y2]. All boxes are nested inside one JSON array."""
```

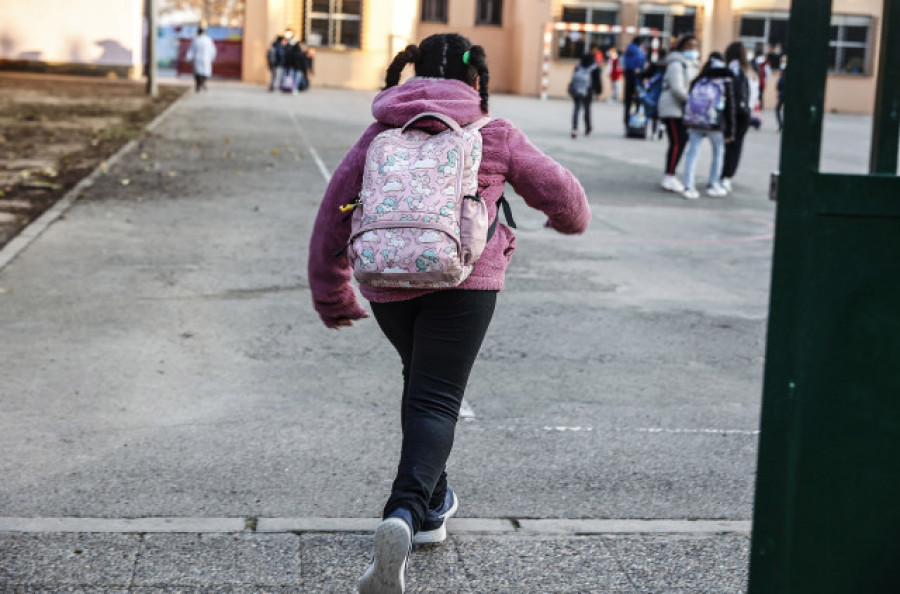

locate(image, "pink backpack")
[[345, 112, 493, 288]]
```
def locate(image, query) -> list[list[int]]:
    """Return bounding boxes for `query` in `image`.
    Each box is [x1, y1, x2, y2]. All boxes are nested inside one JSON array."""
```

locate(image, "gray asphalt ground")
[[0, 80, 875, 592]]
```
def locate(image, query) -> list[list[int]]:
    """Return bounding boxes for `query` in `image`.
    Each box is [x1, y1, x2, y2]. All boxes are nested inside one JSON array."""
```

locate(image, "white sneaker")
[[359, 517, 411, 594], [682, 188, 700, 200], [707, 184, 727, 197], [720, 178, 733, 192], [661, 175, 685, 193]]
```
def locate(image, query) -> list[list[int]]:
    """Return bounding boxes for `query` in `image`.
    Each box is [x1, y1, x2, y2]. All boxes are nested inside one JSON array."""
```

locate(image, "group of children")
[[657, 37, 767, 199], [266, 30, 314, 94], [569, 35, 780, 200]]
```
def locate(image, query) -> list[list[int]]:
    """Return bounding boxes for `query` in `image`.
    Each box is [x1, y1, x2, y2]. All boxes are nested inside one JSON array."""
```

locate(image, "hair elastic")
[[462, 50, 471, 65]]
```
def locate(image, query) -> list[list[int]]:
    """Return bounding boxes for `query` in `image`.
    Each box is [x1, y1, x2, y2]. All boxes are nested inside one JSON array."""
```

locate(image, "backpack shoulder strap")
[[464, 116, 491, 132], [401, 111, 462, 133], [486, 195, 517, 243]]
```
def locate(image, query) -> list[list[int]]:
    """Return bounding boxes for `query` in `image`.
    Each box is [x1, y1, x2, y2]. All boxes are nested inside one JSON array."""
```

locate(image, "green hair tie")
[[462, 50, 471, 65]]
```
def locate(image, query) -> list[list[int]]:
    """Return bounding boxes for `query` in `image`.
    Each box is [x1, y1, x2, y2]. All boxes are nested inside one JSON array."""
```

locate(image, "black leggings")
[[663, 117, 688, 175], [371, 289, 497, 533], [723, 111, 751, 179]]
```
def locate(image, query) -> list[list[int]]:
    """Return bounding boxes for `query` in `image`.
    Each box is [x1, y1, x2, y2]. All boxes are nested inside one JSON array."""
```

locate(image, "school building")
[[243, 0, 885, 114], [0, 0, 883, 114]]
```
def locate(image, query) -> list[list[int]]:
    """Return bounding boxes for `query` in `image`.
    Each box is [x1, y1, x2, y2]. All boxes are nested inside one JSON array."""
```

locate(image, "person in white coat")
[[187, 27, 217, 92]]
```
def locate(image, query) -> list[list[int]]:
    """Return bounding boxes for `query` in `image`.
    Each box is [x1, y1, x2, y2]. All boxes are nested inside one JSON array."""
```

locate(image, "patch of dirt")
[[0, 73, 186, 248]]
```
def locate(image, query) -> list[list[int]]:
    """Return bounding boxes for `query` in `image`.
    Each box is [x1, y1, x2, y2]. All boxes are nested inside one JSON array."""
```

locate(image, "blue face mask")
[[683, 49, 700, 61]]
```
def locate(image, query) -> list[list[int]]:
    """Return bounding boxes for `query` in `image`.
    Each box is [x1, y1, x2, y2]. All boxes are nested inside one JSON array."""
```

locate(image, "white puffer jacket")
[[658, 51, 700, 119]]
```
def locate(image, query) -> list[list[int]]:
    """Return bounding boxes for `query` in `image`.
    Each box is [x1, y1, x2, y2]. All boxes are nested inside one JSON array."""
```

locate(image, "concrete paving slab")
[[603, 534, 750, 592], [0, 533, 138, 587], [454, 535, 635, 593], [133, 533, 301, 587], [0, 530, 751, 592]]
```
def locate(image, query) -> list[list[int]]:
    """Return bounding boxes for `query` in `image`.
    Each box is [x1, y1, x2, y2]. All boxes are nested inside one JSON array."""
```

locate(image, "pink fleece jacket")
[[308, 78, 590, 327]]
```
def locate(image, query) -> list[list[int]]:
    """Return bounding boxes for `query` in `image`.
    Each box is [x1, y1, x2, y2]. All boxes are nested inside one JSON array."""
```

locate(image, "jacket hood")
[[668, 51, 689, 64], [371, 78, 486, 128], [702, 66, 734, 79]]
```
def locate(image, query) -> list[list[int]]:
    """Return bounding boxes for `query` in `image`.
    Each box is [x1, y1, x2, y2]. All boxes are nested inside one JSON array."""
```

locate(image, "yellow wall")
[[417, 0, 518, 93], [0, 0, 144, 78], [729, 0, 884, 113], [243, 0, 418, 89], [241, 0, 884, 114]]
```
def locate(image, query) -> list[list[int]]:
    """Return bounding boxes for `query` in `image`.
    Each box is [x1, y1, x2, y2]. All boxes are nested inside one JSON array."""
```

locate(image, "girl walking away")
[[569, 53, 602, 138], [658, 35, 700, 193], [721, 41, 757, 192], [681, 52, 737, 199], [307, 33, 591, 594]]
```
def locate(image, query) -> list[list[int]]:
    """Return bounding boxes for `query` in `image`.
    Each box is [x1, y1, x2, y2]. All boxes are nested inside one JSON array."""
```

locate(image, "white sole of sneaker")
[[413, 493, 459, 545], [358, 518, 410, 594]]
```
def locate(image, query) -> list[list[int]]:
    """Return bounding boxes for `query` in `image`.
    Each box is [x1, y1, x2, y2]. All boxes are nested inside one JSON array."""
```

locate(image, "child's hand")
[[330, 312, 369, 330]]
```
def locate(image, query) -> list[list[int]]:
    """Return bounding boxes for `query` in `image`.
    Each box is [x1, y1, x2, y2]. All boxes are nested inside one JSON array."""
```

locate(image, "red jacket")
[[307, 78, 590, 327]]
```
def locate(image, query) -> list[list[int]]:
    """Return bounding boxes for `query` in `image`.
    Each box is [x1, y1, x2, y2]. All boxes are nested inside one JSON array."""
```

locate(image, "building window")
[[829, 15, 872, 75], [305, 0, 362, 48], [558, 3, 620, 59], [638, 3, 696, 50], [476, 0, 503, 26], [739, 12, 871, 75], [738, 11, 788, 71], [421, 0, 447, 23]]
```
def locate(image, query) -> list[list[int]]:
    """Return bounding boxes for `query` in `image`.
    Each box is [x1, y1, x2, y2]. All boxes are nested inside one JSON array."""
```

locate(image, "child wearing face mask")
[[657, 35, 701, 194]]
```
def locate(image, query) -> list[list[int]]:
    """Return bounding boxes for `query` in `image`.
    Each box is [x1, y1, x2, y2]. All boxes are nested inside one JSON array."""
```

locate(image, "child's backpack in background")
[[683, 78, 725, 129], [568, 66, 593, 98], [640, 72, 664, 118], [280, 73, 295, 92], [346, 112, 494, 289]]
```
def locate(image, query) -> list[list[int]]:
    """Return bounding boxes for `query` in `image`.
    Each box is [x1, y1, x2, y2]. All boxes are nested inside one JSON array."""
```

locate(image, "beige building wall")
[[241, 0, 884, 114], [417, 0, 518, 92], [243, 0, 419, 90], [732, 0, 884, 113], [0, 0, 145, 78]]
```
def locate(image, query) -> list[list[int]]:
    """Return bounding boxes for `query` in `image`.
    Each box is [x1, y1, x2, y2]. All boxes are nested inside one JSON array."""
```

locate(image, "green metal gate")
[[749, 0, 900, 592]]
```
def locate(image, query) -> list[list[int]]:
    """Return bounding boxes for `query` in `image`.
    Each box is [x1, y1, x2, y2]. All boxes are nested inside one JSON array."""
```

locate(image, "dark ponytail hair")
[[384, 33, 491, 113]]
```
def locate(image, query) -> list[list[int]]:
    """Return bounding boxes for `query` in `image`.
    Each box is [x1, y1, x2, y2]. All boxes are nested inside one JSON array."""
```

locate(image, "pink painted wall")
[[0, 0, 145, 76]]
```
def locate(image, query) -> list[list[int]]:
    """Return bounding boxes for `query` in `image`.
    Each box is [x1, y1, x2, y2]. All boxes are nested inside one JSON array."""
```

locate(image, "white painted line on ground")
[[0, 517, 750, 535], [459, 400, 476, 419], [618, 427, 760, 436], [286, 108, 332, 182]]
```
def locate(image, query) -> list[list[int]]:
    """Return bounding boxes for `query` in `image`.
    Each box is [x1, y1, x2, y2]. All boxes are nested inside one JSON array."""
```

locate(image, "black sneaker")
[[413, 487, 458, 544]]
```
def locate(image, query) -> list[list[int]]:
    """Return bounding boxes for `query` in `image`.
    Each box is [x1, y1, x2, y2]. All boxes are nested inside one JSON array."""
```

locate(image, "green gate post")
[[748, 0, 900, 592]]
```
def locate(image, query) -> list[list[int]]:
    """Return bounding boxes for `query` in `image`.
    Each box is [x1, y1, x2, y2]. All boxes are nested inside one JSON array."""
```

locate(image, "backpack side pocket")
[[459, 195, 489, 266]]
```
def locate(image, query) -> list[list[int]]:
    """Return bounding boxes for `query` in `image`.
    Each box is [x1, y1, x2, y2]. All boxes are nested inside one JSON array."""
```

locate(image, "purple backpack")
[[683, 78, 725, 129], [346, 112, 492, 288]]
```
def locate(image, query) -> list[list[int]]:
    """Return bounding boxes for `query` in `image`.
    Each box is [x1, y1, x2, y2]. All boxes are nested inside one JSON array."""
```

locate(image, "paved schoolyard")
[[0, 81, 875, 591]]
